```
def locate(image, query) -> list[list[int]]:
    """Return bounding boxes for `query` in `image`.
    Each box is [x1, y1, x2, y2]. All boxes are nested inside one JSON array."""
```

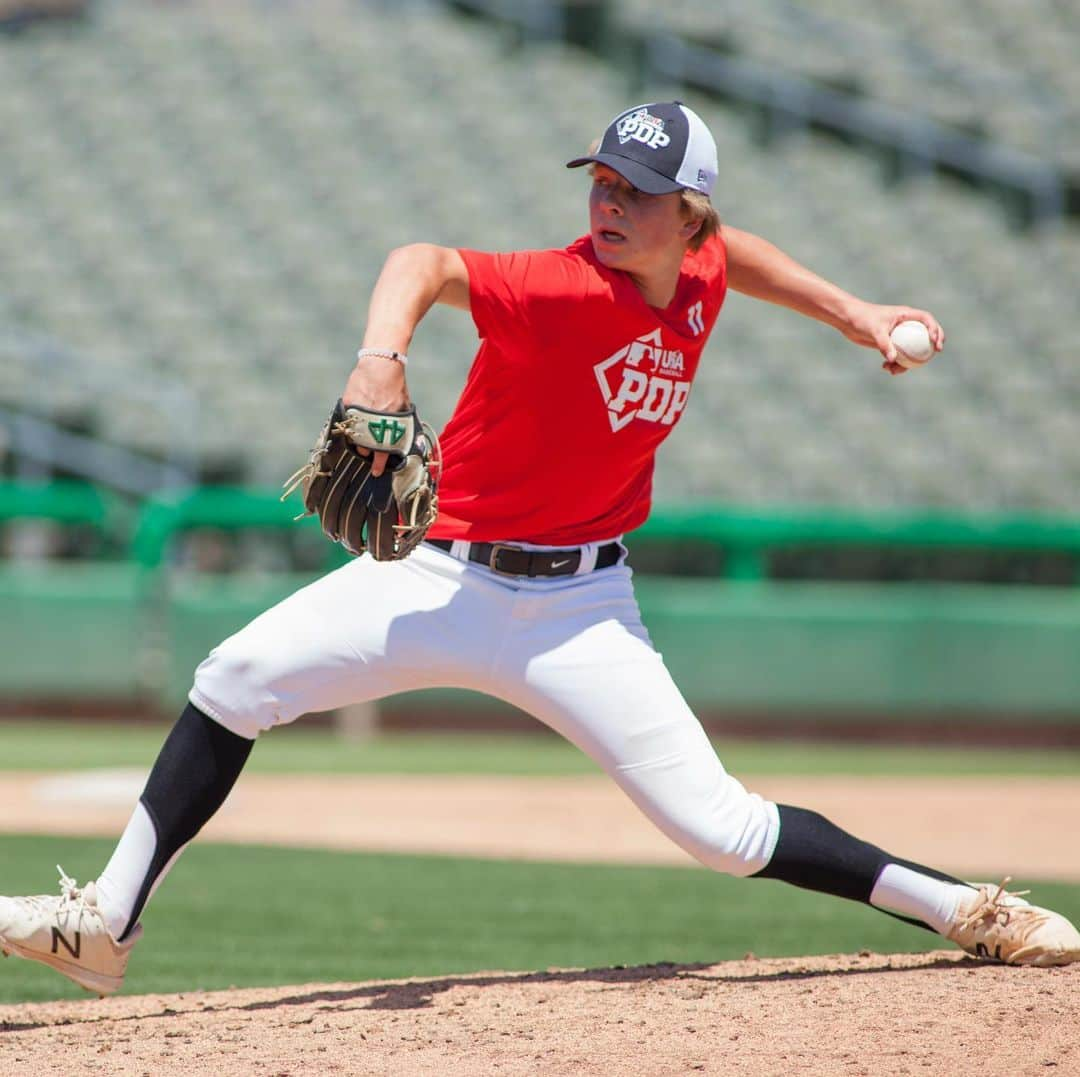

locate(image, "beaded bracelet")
[[357, 347, 408, 366]]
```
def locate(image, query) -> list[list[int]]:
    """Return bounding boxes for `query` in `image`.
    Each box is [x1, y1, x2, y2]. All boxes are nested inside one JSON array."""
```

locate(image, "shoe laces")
[[20, 866, 94, 925], [57, 864, 88, 908], [955, 877, 1033, 933]]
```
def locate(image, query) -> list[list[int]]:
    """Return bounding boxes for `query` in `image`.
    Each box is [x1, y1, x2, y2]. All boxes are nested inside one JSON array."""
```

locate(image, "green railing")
[[631, 505, 1080, 582], [0, 480, 115, 530], [129, 486, 330, 569], [7, 482, 1080, 582], [0, 479, 128, 556]]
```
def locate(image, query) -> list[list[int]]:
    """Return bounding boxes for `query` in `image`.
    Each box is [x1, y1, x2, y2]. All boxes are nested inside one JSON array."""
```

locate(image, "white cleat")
[[0, 866, 142, 996], [946, 878, 1080, 967]]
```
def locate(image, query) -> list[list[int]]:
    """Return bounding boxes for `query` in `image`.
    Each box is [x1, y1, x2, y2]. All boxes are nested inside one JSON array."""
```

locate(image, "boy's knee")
[[679, 793, 780, 877], [189, 638, 281, 739]]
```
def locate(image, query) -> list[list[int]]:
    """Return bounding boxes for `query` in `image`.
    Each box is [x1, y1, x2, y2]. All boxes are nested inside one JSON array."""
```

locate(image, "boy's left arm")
[[722, 224, 945, 375]]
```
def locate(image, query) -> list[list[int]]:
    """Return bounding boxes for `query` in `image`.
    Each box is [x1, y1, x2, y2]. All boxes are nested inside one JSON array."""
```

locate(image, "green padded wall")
[[153, 574, 1080, 720], [633, 579, 1080, 718], [0, 564, 142, 698], [2, 560, 1078, 721]]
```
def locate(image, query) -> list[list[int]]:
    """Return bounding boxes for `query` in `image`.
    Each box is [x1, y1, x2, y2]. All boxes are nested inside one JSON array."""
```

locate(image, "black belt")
[[427, 539, 621, 578]]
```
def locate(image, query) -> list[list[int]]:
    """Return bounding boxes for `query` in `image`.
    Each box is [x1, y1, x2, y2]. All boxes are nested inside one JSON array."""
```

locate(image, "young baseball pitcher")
[[2, 102, 1077, 996]]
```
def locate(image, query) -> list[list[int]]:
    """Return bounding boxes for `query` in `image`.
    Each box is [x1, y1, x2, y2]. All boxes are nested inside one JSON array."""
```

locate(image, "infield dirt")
[[0, 951, 1077, 1076]]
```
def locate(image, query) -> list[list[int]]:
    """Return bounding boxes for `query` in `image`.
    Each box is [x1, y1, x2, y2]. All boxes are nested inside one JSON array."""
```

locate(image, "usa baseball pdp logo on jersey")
[[593, 329, 691, 432]]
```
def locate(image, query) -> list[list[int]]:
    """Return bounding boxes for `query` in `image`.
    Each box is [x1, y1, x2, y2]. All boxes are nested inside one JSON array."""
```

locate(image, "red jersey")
[[427, 233, 727, 546]]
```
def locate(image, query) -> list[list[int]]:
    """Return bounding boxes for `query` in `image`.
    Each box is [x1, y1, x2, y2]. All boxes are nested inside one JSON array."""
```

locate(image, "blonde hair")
[[680, 188, 721, 252]]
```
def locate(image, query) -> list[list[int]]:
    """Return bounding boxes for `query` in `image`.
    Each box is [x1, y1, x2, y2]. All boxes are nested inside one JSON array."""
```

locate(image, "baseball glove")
[[282, 399, 440, 560]]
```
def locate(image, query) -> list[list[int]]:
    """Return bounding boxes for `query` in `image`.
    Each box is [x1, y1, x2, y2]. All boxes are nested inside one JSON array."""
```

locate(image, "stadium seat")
[[0, 0, 1076, 507]]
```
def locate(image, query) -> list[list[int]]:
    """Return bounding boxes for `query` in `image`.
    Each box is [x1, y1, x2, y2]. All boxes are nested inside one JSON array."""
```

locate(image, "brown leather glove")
[[282, 399, 440, 560]]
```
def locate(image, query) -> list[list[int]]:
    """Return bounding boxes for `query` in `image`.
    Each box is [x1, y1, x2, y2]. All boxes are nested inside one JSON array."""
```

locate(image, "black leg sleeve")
[[753, 804, 961, 913], [122, 703, 254, 938]]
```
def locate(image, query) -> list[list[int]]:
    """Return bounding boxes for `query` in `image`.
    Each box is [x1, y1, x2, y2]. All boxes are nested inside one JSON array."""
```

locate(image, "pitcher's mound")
[[1, 950, 1077, 1075]]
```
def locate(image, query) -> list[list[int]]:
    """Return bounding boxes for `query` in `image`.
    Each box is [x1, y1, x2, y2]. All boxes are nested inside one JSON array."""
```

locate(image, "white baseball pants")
[[190, 541, 780, 877]]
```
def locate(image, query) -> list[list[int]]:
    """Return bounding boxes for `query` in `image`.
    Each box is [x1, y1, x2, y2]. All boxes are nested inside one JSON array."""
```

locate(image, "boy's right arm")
[[343, 244, 470, 474]]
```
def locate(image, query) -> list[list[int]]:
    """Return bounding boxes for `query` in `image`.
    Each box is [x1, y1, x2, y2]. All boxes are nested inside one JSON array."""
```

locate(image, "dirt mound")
[[1, 951, 1076, 1076]]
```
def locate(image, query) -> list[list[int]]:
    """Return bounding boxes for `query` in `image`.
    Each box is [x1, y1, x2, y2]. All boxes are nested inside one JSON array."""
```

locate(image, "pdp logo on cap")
[[616, 107, 671, 150], [567, 100, 718, 197]]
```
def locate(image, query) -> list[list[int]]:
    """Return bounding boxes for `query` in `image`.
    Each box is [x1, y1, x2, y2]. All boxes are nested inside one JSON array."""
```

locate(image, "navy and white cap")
[[566, 101, 718, 196]]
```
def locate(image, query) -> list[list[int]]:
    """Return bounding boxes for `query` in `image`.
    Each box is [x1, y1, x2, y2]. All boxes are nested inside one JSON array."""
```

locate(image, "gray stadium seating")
[[615, 0, 1078, 165], [0, 0, 1077, 509]]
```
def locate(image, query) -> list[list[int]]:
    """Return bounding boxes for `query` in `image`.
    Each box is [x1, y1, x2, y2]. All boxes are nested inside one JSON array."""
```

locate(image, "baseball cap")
[[566, 101, 718, 196]]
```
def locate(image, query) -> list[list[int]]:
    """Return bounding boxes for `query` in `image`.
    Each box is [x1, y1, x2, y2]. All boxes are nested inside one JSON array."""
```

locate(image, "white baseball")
[[890, 320, 935, 368]]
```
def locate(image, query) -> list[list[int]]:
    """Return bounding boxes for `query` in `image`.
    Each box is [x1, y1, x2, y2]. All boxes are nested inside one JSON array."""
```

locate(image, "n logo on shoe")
[[51, 927, 81, 959], [974, 942, 1002, 961]]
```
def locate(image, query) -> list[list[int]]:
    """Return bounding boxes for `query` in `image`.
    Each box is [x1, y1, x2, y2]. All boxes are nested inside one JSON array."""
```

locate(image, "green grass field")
[[0, 723, 1075, 1003], [3, 835, 1077, 1005], [1, 721, 1077, 777]]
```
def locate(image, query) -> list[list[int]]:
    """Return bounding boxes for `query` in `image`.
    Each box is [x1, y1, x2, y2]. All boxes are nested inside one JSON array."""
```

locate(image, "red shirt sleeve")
[[457, 245, 598, 353]]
